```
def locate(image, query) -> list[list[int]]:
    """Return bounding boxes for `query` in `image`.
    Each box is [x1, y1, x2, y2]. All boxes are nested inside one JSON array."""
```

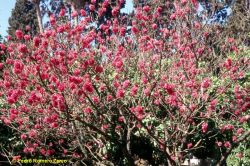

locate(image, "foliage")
[[226, 47, 250, 165], [8, 0, 39, 37], [227, 133, 250, 166], [40, 0, 126, 27], [0, 0, 249, 166]]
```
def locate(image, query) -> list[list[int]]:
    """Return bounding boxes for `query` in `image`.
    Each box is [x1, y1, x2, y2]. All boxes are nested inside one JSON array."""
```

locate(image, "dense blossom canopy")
[[0, 0, 249, 165]]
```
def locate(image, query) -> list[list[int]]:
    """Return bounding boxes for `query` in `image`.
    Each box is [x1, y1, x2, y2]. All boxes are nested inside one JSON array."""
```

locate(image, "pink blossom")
[[50, 122, 58, 128], [0, 63, 3, 70], [29, 130, 37, 138], [95, 65, 103, 73], [216, 141, 222, 147], [0, 44, 6, 50], [191, 0, 198, 8], [224, 58, 233, 69], [57, 25, 65, 33], [154, 99, 160, 105], [202, 78, 211, 89], [143, 6, 150, 12], [107, 94, 113, 101], [119, 27, 126, 36], [7, 35, 12, 41], [187, 143, 193, 149], [15, 30, 23, 39], [89, 4, 95, 11], [58, 83, 66, 92], [224, 141, 231, 148], [80, 9, 86, 16], [181, 0, 188, 5], [26, 25, 31, 31], [24, 34, 31, 41], [157, 7, 162, 13], [210, 99, 217, 110], [3, 118, 11, 125], [92, 96, 99, 104], [152, 23, 157, 30], [170, 13, 176, 20], [20, 134, 27, 140], [130, 85, 138, 96], [141, 77, 148, 84], [99, 84, 106, 91], [102, 124, 109, 130], [122, 80, 130, 89], [114, 60, 123, 69], [49, 14, 56, 25], [112, 7, 119, 16], [131, 26, 139, 34], [143, 87, 151, 96], [232, 136, 237, 142], [237, 128, 244, 135], [236, 152, 243, 159], [33, 37, 40, 47], [59, 8, 66, 17], [10, 108, 18, 115], [164, 84, 175, 95], [34, 124, 41, 129], [23, 148, 29, 154], [18, 44, 28, 53], [135, 105, 144, 115], [13, 60, 24, 74], [72, 10, 78, 18], [12, 155, 21, 161], [51, 94, 65, 111], [202, 122, 208, 133], [83, 81, 94, 93], [83, 107, 93, 114], [116, 88, 125, 98], [118, 116, 124, 122], [51, 113, 58, 121], [47, 149, 55, 156]]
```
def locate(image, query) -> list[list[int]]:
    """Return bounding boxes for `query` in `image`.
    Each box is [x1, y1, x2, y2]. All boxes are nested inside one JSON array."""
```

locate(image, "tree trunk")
[[216, 157, 227, 166], [122, 148, 135, 166], [34, 0, 43, 33], [71, 4, 78, 25], [245, 0, 250, 9]]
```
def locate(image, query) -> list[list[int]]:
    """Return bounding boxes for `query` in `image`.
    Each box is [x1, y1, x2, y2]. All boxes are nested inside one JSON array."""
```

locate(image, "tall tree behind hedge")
[[8, 0, 39, 37]]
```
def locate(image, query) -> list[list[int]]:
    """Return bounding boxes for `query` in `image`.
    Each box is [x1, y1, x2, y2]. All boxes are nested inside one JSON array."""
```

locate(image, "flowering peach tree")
[[0, 0, 249, 165]]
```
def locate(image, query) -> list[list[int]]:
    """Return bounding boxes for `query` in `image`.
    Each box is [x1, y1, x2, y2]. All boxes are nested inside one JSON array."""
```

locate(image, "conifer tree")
[[8, 0, 39, 37]]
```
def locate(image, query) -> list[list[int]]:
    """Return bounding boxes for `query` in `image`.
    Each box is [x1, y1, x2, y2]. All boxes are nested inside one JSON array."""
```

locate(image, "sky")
[[0, 0, 16, 37], [122, 0, 134, 14], [0, 0, 134, 38]]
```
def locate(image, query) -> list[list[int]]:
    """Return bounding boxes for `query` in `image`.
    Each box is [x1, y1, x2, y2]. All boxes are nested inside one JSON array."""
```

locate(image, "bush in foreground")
[[0, 1, 249, 165]]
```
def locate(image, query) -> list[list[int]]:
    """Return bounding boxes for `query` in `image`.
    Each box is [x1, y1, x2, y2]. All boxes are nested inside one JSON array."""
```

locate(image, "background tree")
[[29, 0, 44, 33], [8, 0, 39, 37], [39, 0, 125, 27]]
